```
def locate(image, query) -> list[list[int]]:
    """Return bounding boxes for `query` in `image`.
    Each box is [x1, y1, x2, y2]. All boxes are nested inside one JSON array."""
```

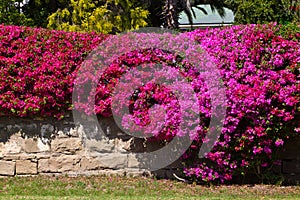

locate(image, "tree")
[[142, 0, 164, 27], [288, 0, 300, 22], [22, 0, 69, 28], [0, 0, 34, 26], [224, 0, 294, 24], [46, 0, 149, 34], [160, 0, 226, 29]]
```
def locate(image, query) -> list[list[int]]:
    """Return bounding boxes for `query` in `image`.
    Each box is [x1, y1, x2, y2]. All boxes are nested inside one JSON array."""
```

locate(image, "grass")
[[0, 175, 300, 199]]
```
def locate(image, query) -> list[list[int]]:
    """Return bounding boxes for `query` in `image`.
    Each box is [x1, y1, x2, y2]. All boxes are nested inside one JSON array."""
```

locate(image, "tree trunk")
[[162, 0, 179, 29]]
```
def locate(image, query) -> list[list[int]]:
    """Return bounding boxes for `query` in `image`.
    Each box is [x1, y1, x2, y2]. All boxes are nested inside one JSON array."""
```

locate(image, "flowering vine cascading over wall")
[[0, 25, 107, 119], [0, 23, 299, 183]]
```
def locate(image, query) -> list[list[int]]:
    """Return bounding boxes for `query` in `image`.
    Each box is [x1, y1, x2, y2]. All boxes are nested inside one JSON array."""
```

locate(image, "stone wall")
[[0, 114, 181, 178], [0, 117, 145, 176], [0, 114, 299, 184]]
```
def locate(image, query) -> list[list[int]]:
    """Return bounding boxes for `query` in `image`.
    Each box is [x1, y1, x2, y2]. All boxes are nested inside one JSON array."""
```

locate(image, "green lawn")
[[0, 175, 299, 199]]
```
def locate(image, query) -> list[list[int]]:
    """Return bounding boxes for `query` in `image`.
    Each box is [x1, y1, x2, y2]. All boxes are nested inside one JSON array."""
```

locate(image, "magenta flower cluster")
[[73, 24, 299, 183], [182, 23, 299, 182], [74, 45, 209, 141], [0, 25, 107, 118], [1, 24, 299, 183]]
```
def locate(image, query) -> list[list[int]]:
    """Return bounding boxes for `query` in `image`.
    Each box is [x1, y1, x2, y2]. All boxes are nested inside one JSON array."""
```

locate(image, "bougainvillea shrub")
[[182, 23, 300, 183], [0, 25, 107, 118], [0, 24, 299, 183], [73, 23, 299, 183], [74, 43, 214, 142]]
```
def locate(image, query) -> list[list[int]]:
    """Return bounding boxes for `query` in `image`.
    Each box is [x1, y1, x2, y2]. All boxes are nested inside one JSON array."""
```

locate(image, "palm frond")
[[181, 0, 194, 25], [194, 5, 208, 15], [210, 5, 226, 18], [191, 7, 197, 18]]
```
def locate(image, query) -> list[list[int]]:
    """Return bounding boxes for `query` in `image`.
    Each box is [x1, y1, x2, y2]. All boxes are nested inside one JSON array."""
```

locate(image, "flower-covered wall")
[[0, 24, 299, 184]]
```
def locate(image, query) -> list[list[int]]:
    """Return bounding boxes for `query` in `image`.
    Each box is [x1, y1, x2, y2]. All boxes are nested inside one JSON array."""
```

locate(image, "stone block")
[[0, 161, 15, 175], [37, 139, 50, 152], [85, 139, 115, 153], [96, 153, 128, 169], [51, 138, 82, 154], [4, 154, 36, 161], [23, 138, 50, 153], [2, 155, 21, 161], [16, 160, 37, 175], [4, 141, 22, 154], [3, 133, 24, 154], [127, 154, 140, 168], [38, 155, 80, 173], [23, 139, 44, 153], [80, 156, 102, 171], [35, 153, 51, 159]]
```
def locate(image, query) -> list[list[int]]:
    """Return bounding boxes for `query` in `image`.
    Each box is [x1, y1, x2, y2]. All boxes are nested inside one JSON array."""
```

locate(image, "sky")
[[179, 5, 234, 24]]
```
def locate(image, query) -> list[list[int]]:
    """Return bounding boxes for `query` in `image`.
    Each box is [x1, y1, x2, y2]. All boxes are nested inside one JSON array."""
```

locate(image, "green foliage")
[[22, 0, 69, 28], [47, 0, 149, 33], [0, 0, 34, 26], [288, 0, 300, 22], [225, 0, 294, 24], [160, 0, 226, 29], [277, 22, 300, 40]]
